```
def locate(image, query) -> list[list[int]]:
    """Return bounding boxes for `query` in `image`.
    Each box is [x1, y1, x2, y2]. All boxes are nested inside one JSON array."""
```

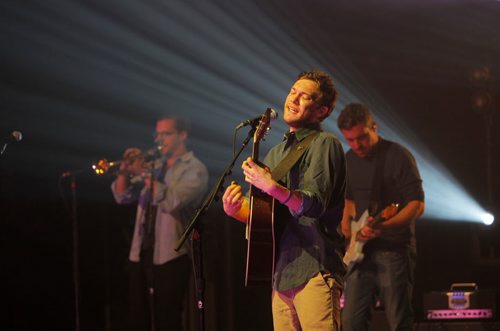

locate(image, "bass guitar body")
[[343, 203, 399, 267]]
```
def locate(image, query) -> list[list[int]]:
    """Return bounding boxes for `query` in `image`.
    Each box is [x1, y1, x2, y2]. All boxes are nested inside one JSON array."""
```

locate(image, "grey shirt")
[[263, 127, 346, 291], [111, 151, 208, 265]]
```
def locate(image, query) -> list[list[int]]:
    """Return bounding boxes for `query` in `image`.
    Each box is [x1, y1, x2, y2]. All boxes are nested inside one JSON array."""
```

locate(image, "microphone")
[[236, 108, 278, 129], [1, 131, 23, 144]]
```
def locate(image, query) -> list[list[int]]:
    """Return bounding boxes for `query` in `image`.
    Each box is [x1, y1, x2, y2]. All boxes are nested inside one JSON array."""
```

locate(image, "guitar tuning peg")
[[261, 127, 270, 141]]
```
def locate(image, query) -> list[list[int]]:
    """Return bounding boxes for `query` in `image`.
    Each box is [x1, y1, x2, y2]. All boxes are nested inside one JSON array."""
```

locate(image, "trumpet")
[[92, 145, 162, 175]]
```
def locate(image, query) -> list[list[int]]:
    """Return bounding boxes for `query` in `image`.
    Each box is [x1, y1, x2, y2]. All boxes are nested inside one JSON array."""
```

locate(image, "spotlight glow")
[[481, 213, 495, 226]]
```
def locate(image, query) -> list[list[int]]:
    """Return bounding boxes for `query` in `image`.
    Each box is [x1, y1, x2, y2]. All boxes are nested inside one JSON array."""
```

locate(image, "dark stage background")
[[1, 1, 500, 330]]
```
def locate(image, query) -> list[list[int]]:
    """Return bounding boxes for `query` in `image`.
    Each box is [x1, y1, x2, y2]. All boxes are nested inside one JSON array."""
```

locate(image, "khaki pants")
[[272, 272, 342, 331]]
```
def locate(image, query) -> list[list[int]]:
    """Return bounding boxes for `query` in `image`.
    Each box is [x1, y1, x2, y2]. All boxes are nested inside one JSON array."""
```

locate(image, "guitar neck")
[[252, 138, 260, 161], [369, 203, 398, 228]]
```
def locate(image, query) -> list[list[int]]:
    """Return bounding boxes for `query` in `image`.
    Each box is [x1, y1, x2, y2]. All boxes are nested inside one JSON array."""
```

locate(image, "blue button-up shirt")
[[112, 151, 208, 265]]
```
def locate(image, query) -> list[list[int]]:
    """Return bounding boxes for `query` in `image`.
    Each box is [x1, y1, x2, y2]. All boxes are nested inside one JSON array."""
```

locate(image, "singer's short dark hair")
[[297, 70, 338, 121], [157, 115, 191, 133], [337, 103, 375, 130]]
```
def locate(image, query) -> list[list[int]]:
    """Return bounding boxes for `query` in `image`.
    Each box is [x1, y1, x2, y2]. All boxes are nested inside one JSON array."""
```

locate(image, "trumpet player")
[[111, 115, 208, 331]]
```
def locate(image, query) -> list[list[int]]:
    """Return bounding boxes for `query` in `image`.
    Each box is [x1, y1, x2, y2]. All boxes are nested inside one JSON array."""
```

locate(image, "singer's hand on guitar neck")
[[242, 157, 274, 194], [242, 157, 303, 214]]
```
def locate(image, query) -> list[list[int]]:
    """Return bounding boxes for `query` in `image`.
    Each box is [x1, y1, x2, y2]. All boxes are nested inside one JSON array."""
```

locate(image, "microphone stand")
[[59, 171, 82, 331], [58, 167, 95, 331], [175, 125, 256, 331], [141, 159, 163, 331], [70, 174, 81, 331]]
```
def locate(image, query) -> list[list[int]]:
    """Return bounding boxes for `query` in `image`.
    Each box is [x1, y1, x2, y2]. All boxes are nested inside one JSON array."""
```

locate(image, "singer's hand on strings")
[[242, 157, 274, 194], [222, 181, 244, 216]]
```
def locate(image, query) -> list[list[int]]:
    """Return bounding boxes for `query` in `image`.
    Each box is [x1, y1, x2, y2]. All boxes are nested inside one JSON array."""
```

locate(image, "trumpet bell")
[[92, 159, 116, 175]]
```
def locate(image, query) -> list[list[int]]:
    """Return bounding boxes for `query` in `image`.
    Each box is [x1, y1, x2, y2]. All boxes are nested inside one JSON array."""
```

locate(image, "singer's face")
[[284, 79, 326, 131], [154, 119, 187, 157], [340, 123, 379, 158]]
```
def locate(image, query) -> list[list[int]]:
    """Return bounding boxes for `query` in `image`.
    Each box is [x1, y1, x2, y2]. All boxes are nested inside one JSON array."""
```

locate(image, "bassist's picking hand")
[[357, 220, 381, 241]]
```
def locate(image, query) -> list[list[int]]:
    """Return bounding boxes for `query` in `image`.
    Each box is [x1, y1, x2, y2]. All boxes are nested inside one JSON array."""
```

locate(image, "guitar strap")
[[368, 138, 388, 215], [271, 131, 320, 182]]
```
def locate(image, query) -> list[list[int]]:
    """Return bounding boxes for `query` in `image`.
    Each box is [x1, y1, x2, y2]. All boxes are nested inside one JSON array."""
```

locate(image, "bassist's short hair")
[[337, 103, 376, 130]]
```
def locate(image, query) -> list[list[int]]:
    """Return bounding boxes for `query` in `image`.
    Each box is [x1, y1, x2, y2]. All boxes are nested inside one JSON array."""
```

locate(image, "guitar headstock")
[[381, 203, 399, 219], [253, 108, 272, 144]]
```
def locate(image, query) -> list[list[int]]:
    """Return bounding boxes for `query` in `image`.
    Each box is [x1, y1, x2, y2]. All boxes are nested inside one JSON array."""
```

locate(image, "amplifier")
[[415, 321, 500, 330], [424, 283, 497, 321]]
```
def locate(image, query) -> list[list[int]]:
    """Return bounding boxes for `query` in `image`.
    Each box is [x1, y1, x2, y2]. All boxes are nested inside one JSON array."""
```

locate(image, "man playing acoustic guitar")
[[337, 103, 425, 331], [223, 70, 347, 330]]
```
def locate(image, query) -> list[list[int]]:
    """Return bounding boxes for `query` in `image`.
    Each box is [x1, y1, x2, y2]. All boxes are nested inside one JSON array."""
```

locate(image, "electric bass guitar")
[[246, 108, 274, 287], [343, 203, 399, 266]]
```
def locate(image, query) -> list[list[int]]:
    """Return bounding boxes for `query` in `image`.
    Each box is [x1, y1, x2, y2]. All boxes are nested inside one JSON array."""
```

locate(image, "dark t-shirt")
[[345, 138, 424, 253]]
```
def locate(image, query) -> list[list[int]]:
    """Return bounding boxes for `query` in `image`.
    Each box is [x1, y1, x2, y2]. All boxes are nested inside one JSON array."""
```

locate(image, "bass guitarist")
[[223, 70, 347, 330], [337, 103, 425, 331]]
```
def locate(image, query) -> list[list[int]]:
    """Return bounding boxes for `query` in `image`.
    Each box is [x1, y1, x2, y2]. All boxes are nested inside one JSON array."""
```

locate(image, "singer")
[[222, 70, 347, 330], [111, 115, 208, 331]]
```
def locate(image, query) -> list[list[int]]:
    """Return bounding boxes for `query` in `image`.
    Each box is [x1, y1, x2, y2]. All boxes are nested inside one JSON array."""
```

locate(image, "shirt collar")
[[155, 151, 194, 168], [178, 150, 194, 163], [283, 125, 322, 142]]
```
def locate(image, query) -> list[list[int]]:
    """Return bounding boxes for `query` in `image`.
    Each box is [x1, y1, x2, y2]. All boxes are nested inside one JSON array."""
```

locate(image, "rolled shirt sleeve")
[[290, 133, 346, 219]]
